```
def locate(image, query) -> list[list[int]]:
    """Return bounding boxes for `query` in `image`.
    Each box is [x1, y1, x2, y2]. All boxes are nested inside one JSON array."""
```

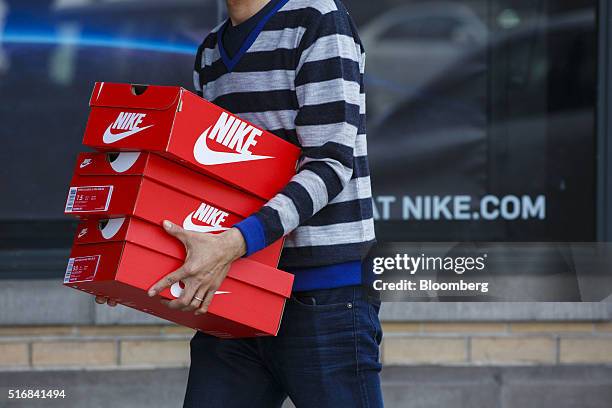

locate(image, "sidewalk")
[[1, 365, 611, 408]]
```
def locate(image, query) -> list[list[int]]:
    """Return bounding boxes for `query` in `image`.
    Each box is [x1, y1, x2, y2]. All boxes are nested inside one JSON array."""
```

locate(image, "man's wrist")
[[233, 215, 267, 256], [218, 227, 247, 262]]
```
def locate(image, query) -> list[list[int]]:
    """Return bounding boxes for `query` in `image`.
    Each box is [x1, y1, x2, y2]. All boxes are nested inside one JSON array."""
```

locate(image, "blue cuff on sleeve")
[[233, 215, 267, 257]]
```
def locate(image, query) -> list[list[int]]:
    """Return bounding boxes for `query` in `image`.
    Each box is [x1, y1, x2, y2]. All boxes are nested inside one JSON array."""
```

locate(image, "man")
[[97, 0, 381, 406]]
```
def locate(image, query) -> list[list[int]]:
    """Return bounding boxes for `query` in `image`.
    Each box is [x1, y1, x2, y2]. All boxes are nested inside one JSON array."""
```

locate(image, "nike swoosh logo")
[[79, 159, 92, 168], [102, 124, 153, 144], [193, 126, 273, 165], [109, 152, 141, 173], [182, 211, 229, 233], [169, 281, 231, 298]]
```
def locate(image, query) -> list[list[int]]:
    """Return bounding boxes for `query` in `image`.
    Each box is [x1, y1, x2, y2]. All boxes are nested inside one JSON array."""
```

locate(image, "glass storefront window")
[[0, 0, 602, 278], [349, 0, 598, 241]]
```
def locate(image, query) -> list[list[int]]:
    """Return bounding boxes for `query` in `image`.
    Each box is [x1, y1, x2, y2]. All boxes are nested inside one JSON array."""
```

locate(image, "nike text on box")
[[65, 235, 294, 338], [82, 82, 301, 200]]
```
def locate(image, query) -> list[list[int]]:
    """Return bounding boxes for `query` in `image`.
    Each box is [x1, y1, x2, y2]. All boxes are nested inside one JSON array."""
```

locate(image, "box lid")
[[72, 151, 266, 219], [228, 259, 294, 299], [90, 82, 182, 111], [75, 151, 147, 175], [76, 220, 293, 299], [74, 217, 130, 243]]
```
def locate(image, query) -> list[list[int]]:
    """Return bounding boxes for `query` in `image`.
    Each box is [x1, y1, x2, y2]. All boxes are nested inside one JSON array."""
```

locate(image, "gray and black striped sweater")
[[193, 0, 375, 290]]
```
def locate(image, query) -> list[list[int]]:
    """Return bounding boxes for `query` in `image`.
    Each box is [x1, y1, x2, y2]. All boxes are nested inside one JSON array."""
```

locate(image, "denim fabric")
[[183, 285, 384, 408]]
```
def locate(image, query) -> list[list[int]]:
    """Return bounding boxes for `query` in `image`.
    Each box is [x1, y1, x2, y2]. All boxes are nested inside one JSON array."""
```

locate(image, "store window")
[[350, 0, 598, 242], [0, 0, 600, 278]]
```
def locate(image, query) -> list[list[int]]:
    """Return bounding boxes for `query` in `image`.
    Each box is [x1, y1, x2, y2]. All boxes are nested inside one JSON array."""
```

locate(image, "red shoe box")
[[74, 216, 280, 268], [73, 151, 265, 217], [65, 216, 294, 338], [82, 82, 301, 200], [64, 151, 283, 266]]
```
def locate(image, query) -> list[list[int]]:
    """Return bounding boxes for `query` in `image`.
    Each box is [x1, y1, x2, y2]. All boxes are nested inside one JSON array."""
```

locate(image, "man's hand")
[[148, 220, 246, 315]]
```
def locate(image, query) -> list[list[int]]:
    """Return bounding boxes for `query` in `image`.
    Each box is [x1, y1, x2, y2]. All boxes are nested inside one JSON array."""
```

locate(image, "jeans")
[[183, 285, 384, 408]]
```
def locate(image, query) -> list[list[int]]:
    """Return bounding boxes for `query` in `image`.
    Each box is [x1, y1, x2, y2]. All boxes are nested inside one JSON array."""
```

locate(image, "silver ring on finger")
[[193, 296, 204, 303]]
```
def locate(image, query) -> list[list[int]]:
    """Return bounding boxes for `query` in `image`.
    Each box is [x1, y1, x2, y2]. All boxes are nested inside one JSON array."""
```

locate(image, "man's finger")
[[182, 283, 209, 312], [148, 265, 190, 297], [194, 288, 216, 315], [107, 299, 118, 307], [163, 220, 189, 244]]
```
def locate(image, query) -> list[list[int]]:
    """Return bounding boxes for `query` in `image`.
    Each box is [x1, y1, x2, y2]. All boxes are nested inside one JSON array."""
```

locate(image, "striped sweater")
[[193, 0, 375, 290]]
